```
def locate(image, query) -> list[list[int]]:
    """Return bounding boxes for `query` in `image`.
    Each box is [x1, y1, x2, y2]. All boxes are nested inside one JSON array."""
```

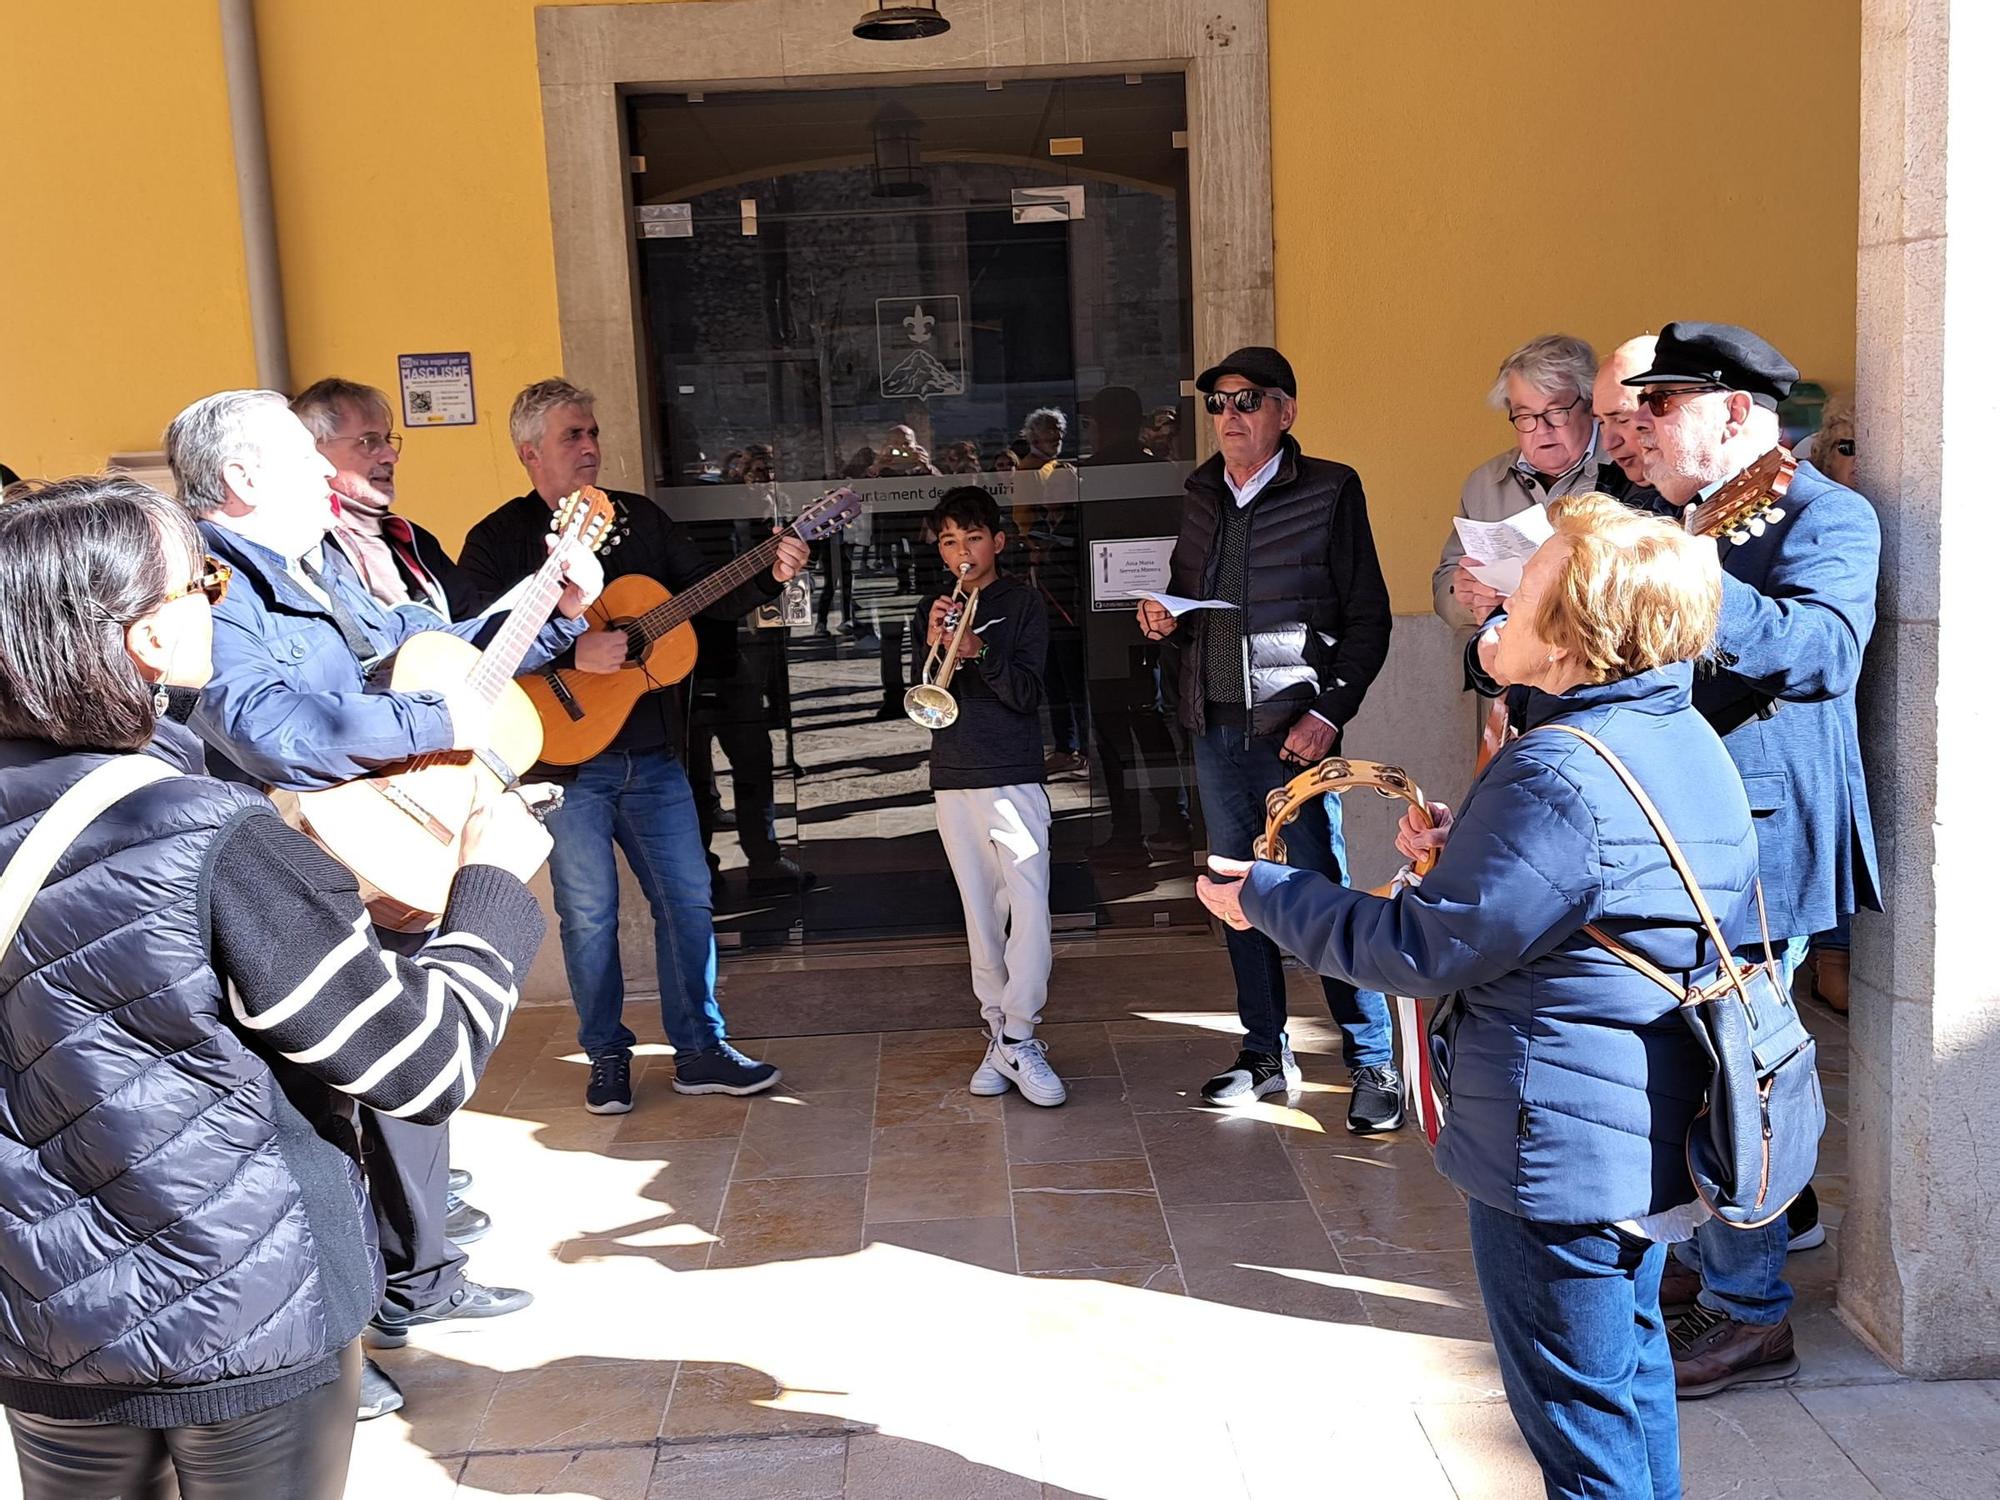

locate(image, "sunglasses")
[[1636, 385, 1727, 417], [1203, 388, 1285, 415], [162, 555, 233, 607]]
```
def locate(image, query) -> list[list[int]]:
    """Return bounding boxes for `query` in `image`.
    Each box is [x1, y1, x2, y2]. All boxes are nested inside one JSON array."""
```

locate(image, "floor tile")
[[1413, 1400, 1546, 1500], [866, 1215, 1019, 1273], [711, 1173, 869, 1269], [868, 1120, 1010, 1221], [1165, 1200, 1366, 1324], [1795, 1380, 2000, 1497], [613, 1060, 755, 1143], [472, 1358, 679, 1450], [1026, 1264, 1185, 1294], [648, 1435, 848, 1499], [846, 1433, 1041, 1498], [874, 1045, 1005, 1127], [1039, 1416, 1249, 1500], [663, 1361, 868, 1441], [1229, 1410, 1458, 1500], [1135, 1111, 1304, 1206], [1341, 1249, 1490, 1341], [1013, 1160, 1175, 1275], [458, 1445, 656, 1498], [1110, 1035, 1231, 1113], [1678, 1389, 1883, 1499], [1032, 1021, 1120, 1078], [750, 1031, 882, 1092], [1003, 1075, 1143, 1164], [369, 1347, 504, 1457], [736, 1088, 876, 1179]]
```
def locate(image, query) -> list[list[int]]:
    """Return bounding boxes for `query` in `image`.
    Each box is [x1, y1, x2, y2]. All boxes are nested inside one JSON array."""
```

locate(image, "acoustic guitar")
[[286, 487, 617, 931], [1473, 446, 1799, 774], [522, 487, 864, 766]]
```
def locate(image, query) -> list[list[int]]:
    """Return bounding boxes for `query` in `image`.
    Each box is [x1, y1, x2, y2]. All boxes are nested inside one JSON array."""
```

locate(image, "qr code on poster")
[[410, 391, 434, 414]]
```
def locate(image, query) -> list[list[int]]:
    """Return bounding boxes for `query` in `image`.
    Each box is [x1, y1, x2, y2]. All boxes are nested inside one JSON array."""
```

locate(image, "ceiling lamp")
[[854, 3, 950, 41], [870, 104, 928, 197]]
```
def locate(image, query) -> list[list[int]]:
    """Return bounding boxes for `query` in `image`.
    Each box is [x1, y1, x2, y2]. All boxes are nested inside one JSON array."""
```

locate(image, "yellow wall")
[[1272, 0, 1861, 608], [2, 0, 1859, 603], [0, 2, 255, 475]]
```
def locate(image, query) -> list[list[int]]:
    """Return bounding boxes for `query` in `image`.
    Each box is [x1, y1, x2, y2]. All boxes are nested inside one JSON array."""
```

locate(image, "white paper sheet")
[[1453, 505, 1555, 597], [1135, 590, 1239, 616]]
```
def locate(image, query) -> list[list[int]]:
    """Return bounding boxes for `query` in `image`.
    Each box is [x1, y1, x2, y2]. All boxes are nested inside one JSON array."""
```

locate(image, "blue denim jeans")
[[1468, 1199, 1681, 1500], [1674, 935, 1811, 1325], [1192, 725, 1392, 1068], [545, 748, 729, 1059]]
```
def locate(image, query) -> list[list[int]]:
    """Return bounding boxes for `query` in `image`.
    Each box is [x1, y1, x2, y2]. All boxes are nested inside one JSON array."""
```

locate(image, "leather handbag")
[[1531, 724, 1825, 1229]]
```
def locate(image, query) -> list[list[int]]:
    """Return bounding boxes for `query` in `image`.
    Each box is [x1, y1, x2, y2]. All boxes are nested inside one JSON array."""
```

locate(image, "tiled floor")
[[23, 946, 1992, 1499]]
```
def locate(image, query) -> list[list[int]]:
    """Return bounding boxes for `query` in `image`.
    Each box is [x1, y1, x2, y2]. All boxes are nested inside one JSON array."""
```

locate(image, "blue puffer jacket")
[[0, 728, 379, 1425], [1240, 664, 1759, 1224]]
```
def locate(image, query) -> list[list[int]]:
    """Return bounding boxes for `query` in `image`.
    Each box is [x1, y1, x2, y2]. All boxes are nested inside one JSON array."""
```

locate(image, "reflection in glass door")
[[628, 76, 1199, 946]]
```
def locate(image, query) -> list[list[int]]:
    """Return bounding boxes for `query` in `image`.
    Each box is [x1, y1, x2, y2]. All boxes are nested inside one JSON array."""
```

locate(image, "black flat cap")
[[1622, 321, 1798, 410], [1196, 346, 1297, 397]]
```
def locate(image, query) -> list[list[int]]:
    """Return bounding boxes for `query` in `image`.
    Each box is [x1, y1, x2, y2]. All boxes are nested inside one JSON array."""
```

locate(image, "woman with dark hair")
[[0, 476, 555, 1499]]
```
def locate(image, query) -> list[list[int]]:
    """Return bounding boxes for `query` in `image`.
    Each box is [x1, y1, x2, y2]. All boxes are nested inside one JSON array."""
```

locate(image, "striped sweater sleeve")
[[205, 810, 546, 1125]]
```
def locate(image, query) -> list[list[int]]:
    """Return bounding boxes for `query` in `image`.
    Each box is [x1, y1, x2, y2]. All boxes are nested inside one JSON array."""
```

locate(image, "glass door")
[[629, 75, 1199, 946]]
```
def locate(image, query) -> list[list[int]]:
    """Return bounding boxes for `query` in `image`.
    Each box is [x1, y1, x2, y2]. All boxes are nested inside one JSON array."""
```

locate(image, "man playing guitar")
[[458, 380, 809, 1117]]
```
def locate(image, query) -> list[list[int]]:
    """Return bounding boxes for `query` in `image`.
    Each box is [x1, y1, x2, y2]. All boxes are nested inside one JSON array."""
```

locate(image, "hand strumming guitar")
[[574, 629, 632, 674]]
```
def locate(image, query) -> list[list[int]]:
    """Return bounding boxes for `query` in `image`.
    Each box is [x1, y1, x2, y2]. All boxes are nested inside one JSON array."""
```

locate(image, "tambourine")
[[1253, 758, 1437, 897]]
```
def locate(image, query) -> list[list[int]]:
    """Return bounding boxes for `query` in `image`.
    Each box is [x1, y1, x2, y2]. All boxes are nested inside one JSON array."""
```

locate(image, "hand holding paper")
[[1135, 590, 1238, 617], [1452, 505, 1555, 598]]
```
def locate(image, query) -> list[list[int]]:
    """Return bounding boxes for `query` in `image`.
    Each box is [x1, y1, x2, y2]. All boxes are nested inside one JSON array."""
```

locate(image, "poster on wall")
[[397, 352, 477, 427], [1089, 537, 1177, 610], [876, 296, 966, 400]]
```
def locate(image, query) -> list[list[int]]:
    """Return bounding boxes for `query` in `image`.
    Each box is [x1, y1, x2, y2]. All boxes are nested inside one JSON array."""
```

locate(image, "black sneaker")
[[672, 1043, 781, 1097], [358, 1357, 404, 1421], [1787, 1183, 1825, 1252], [585, 1050, 633, 1114], [447, 1166, 473, 1195], [1201, 1045, 1301, 1106], [1347, 1064, 1405, 1134], [444, 1192, 491, 1246], [368, 1280, 534, 1349], [746, 855, 815, 892]]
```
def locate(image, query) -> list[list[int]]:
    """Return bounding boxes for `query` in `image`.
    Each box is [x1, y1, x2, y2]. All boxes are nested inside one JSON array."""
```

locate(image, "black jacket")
[[457, 488, 780, 762], [1164, 436, 1392, 738], [910, 575, 1049, 790]]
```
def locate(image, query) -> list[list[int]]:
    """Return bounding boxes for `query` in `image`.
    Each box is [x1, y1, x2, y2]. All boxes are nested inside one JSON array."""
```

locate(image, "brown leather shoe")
[[1811, 948, 1850, 1014], [1671, 1304, 1799, 1398], [1659, 1255, 1703, 1315]]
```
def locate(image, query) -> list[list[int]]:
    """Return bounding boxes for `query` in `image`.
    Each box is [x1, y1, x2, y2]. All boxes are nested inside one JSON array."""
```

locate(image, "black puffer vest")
[[0, 726, 378, 1426]]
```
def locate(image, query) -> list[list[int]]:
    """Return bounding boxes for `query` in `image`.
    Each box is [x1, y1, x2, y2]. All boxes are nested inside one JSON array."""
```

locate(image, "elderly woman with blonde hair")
[[1200, 493, 1759, 1500]]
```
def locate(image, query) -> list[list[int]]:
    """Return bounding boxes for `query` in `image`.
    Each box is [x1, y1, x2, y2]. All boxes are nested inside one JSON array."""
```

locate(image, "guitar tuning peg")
[[1747, 518, 1767, 537], [1728, 530, 1748, 545], [1764, 508, 1785, 523]]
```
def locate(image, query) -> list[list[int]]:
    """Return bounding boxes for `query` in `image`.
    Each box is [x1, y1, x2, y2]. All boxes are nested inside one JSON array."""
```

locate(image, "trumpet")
[[905, 564, 980, 729]]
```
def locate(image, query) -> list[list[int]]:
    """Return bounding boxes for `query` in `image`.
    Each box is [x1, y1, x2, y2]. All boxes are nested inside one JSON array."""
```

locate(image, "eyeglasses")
[[162, 555, 233, 607], [1635, 385, 1727, 418], [1204, 388, 1285, 415], [1508, 396, 1585, 433], [341, 430, 403, 456]]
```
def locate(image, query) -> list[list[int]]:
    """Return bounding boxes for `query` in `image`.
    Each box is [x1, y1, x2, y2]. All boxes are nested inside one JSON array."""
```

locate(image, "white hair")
[[509, 378, 595, 450], [1023, 406, 1068, 439], [1489, 334, 1598, 411], [163, 389, 290, 518]]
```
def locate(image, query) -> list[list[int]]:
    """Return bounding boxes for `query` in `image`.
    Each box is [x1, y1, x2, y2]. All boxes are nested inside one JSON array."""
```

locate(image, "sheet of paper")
[[1136, 590, 1238, 616], [1453, 506, 1555, 598]]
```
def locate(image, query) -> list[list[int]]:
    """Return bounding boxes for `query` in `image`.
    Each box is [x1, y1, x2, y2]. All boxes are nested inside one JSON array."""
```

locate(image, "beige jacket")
[[1431, 439, 1612, 637]]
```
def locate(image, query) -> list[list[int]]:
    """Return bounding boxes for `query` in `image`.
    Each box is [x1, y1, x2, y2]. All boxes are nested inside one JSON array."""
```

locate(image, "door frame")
[[533, 0, 1276, 494]]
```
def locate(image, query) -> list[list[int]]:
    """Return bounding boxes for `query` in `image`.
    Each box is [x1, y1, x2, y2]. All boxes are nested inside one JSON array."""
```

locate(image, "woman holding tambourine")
[[1198, 492, 1755, 1500]]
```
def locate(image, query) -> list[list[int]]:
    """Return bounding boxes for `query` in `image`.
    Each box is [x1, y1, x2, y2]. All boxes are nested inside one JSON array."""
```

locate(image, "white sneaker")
[[969, 1037, 1011, 1097], [994, 1037, 1067, 1108]]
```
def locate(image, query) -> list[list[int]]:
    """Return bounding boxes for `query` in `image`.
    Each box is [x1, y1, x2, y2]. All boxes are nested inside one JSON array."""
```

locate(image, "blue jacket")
[[1683, 460, 1880, 939], [1240, 665, 1759, 1224], [195, 526, 584, 791]]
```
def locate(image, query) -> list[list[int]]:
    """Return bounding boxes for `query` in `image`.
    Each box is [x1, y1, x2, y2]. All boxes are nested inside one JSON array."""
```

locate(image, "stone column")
[[1844, 0, 2000, 1378]]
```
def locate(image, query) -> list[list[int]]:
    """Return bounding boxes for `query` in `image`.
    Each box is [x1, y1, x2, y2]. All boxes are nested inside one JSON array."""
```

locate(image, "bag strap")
[[1526, 723, 1773, 1007], [0, 756, 178, 955]]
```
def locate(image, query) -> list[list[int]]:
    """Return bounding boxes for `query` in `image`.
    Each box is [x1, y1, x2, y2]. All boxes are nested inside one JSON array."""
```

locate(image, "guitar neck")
[[468, 551, 569, 702], [630, 527, 790, 642]]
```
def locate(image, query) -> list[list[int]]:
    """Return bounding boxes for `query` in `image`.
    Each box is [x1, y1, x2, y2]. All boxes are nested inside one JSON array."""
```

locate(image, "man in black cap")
[[1136, 346, 1399, 1128], [1471, 320, 1881, 1396]]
